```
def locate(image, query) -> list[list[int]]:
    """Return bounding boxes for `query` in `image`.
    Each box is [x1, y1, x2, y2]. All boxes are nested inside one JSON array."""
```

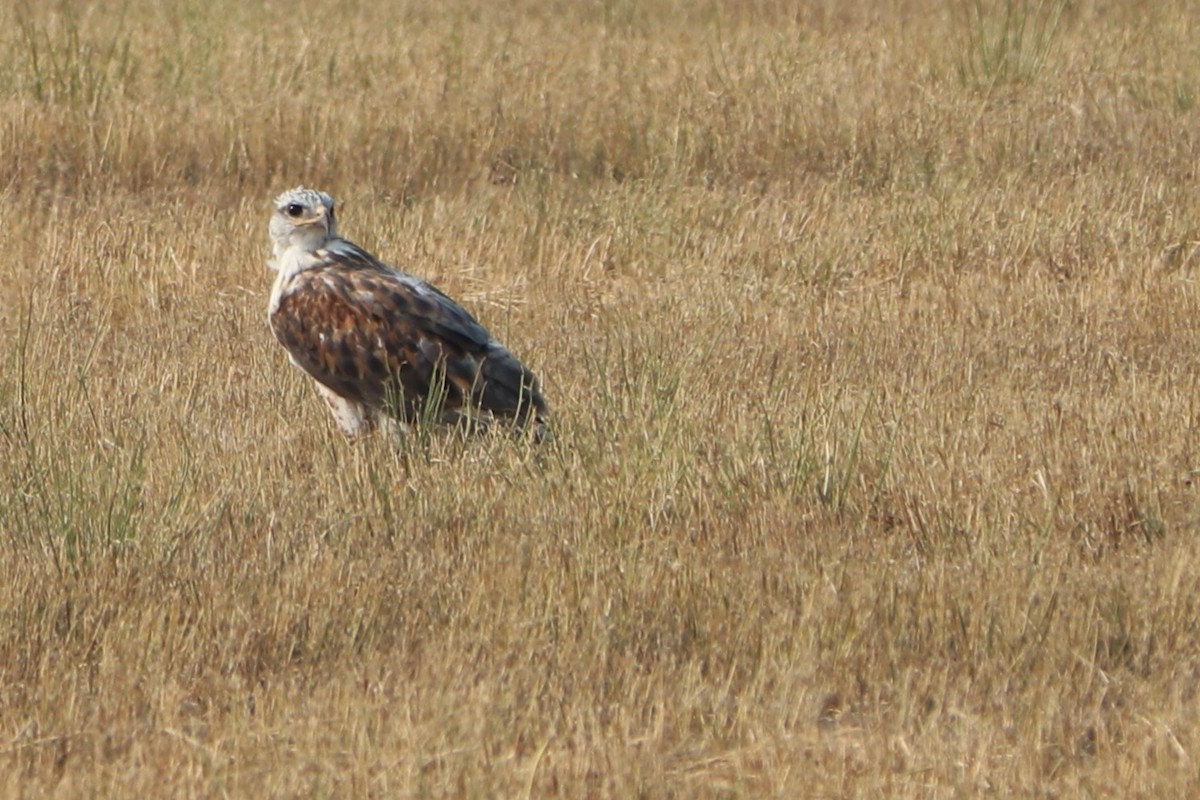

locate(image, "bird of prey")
[[266, 187, 550, 440]]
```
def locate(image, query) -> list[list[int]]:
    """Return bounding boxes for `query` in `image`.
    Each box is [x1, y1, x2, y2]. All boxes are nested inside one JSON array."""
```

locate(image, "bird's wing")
[[270, 247, 547, 426]]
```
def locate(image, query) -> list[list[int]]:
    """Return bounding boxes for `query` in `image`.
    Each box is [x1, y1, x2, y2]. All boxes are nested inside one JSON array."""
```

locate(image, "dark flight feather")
[[270, 240, 549, 435]]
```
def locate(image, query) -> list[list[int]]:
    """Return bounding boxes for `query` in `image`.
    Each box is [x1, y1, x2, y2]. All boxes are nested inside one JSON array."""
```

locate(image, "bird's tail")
[[478, 345, 551, 439]]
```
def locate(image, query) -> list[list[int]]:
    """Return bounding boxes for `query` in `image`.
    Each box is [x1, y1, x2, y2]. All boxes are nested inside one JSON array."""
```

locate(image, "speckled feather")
[[267, 188, 549, 437]]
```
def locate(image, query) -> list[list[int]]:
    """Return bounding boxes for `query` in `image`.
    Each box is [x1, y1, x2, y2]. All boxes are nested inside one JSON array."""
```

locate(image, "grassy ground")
[[3, 0, 1200, 796]]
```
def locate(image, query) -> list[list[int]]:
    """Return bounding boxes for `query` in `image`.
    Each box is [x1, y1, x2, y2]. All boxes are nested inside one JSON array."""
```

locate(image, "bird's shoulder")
[[279, 239, 495, 351]]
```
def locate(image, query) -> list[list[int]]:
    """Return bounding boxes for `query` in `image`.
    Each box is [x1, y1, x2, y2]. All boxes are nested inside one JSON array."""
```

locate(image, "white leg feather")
[[314, 383, 373, 439]]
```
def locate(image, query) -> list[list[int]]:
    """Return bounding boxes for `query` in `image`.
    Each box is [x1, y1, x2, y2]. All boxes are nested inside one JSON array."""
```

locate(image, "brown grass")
[[3, 0, 1200, 796]]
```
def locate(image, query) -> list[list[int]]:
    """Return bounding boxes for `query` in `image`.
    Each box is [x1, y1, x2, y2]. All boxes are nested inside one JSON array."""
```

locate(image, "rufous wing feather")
[[270, 255, 549, 431]]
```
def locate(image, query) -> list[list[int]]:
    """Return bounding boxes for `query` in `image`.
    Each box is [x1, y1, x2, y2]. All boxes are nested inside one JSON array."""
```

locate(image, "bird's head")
[[269, 187, 338, 261]]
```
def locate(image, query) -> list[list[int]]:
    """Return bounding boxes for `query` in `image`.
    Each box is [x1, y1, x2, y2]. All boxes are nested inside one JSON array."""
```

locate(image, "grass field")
[[3, 0, 1200, 796]]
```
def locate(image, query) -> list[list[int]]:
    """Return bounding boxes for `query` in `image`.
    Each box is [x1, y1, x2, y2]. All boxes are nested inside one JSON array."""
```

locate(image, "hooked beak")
[[296, 205, 328, 227]]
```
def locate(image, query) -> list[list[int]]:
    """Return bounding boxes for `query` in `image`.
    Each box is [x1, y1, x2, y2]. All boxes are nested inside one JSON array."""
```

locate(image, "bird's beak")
[[296, 206, 328, 227]]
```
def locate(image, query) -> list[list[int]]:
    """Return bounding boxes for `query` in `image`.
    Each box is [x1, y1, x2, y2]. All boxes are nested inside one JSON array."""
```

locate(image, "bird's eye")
[[285, 203, 305, 218]]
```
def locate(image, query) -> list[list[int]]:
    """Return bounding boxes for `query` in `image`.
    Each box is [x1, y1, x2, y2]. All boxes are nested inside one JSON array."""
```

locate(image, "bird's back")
[[270, 244, 549, 434]]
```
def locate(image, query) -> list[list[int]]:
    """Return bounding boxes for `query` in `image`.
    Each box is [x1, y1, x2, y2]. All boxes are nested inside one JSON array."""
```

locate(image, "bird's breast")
[[267, 269, 290, 319]]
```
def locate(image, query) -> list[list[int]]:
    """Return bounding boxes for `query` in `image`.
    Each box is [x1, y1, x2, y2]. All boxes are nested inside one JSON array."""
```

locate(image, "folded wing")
[[270, 252, 548, 430]]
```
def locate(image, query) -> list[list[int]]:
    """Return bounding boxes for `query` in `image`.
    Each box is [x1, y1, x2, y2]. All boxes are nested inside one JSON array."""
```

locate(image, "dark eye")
[[285, 203, 305, 217]]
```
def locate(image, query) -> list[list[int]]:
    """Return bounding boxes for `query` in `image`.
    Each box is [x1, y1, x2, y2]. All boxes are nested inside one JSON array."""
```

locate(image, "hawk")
[[266, 187, 550, 440]]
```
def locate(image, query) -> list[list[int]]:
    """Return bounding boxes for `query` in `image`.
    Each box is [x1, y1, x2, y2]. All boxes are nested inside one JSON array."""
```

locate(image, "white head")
[[269, 187, 338, 263]]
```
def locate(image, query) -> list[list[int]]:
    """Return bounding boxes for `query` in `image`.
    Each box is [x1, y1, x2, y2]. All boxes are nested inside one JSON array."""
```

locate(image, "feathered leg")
[[314, 383, 374, 440]]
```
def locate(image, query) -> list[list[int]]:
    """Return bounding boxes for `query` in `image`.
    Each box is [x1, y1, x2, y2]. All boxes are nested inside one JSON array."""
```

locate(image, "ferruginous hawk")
[[266, 187, 550, 440]]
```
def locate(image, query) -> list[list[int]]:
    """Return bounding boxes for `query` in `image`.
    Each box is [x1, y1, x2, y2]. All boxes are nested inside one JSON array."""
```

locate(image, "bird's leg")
[[313, 383, 375, 440]]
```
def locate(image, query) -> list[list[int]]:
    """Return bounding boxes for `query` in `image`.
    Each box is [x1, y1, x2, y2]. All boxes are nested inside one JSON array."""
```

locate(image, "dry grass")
[[3, 0, 1200, 796]]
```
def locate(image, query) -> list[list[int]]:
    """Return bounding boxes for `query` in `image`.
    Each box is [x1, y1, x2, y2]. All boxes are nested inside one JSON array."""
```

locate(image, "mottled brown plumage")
[[266, 187, 549, 439]]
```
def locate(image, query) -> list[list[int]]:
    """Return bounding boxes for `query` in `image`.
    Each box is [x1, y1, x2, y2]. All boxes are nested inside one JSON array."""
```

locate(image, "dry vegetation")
[[3, 0, 1200, 796]]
